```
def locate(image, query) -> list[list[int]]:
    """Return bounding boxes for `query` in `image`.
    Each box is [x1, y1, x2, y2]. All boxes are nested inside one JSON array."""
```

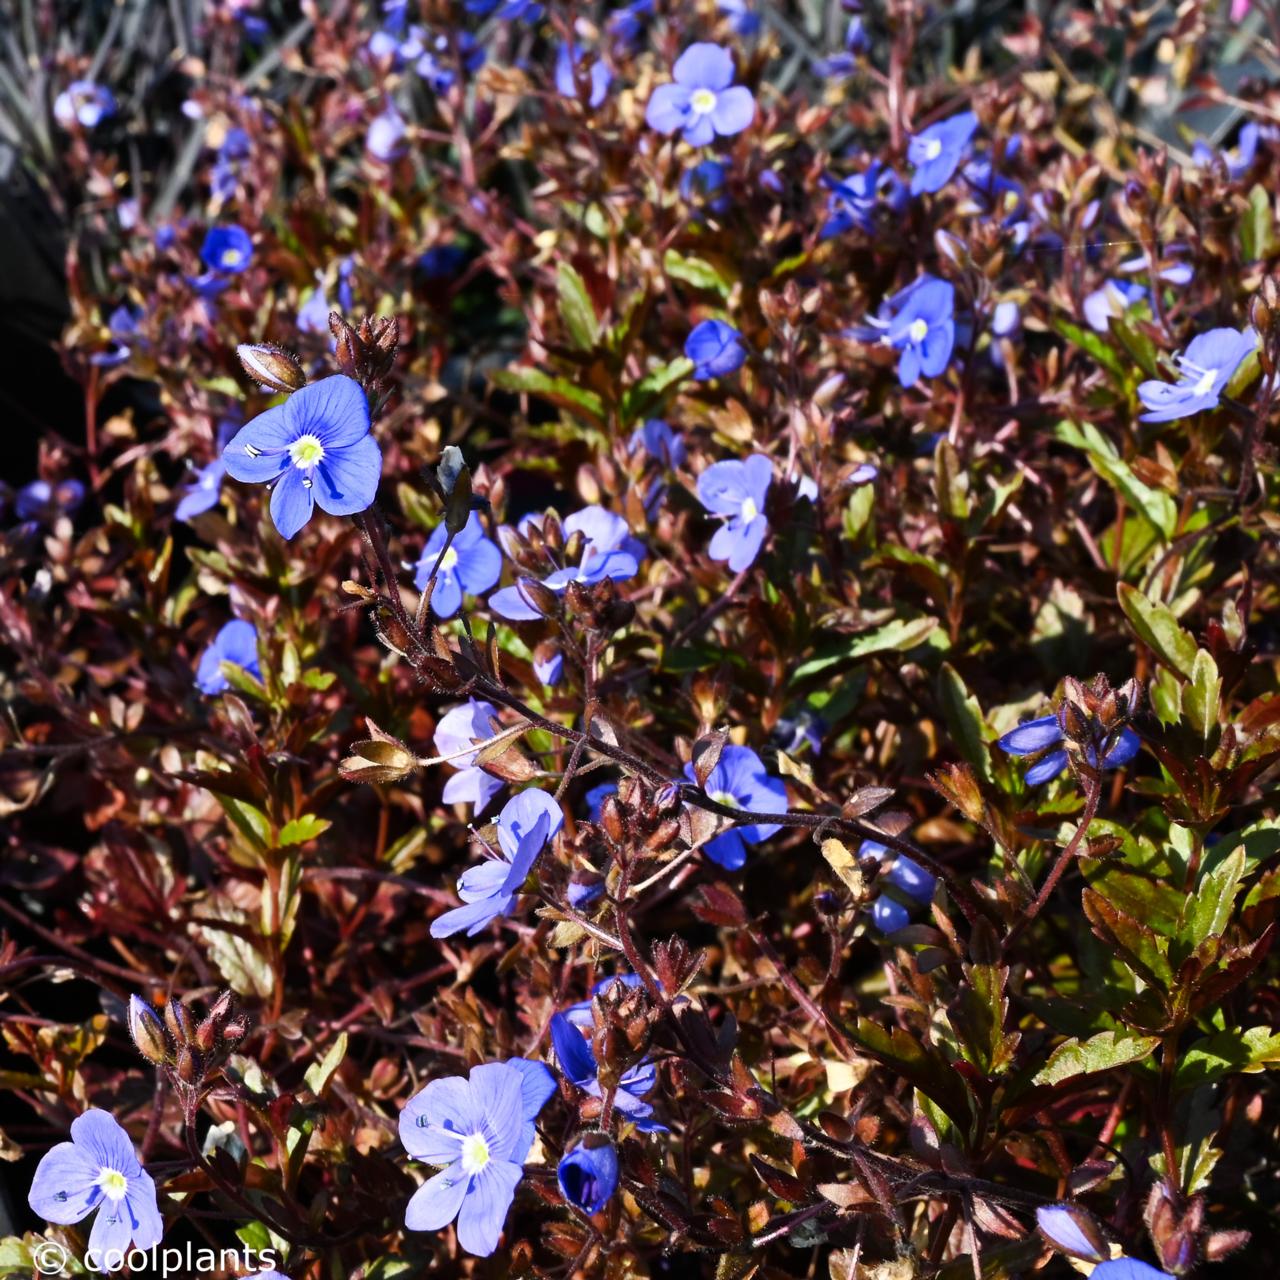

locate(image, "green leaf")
[[620, 357, 693, 425], [489, 367, 605, 421], [556, 263, 599, 350], [848, 1018, 972, 1127], [1184, 648, 1222, 740], [1175, 1026, 1280, 1090], [279, 814, 332, 846], [304, 1032, 348, 1097], [1110, 313, 1162, 378], [663, 249, 733, 297], [1050, 316, 1127, 380], [1241, 183, 1276, 262], [938, 663, 994, 783], [793, 617, 939, 681], [1179, 847, 1245, 948], [218, 797, 272, 852], [950, 962, 1018, 1076], [1033, 1030, 1160, 1087], [1116, 583, 1198, 679], [1054, 420, 1176, 540], [1082, 888, 1173, 988]]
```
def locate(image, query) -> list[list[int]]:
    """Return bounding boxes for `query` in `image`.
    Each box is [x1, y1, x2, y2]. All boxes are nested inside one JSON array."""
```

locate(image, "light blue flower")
[[685, 319, 747, 380], [697, 454, 772, 572], [28, 1110, 163, 1261], [551, 1009, 665, 1130], [434, 699, 506, 814], [400, 1059, 556, 1256], [431, 789, 563, 937], [1137, 328, 1256, 423], [683, 743, 787, 870], [645, 43, 755, 146], [414, 512, 503, 618], [558, 1139, 619, 1215], [221, 375, 381, 540], [195, 620, 261, 696], [908, 111, 978, 195]]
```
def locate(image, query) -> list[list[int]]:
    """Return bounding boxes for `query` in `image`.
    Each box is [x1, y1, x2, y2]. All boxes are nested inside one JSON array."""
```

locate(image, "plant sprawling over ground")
[[4, 0, 1280, 1276]]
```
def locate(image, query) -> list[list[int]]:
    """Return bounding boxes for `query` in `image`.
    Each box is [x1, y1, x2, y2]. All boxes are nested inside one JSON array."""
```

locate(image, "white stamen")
[[459, 1132, 491, 1175], [740, 497, 759, 523], [908, 317, 929, 343]]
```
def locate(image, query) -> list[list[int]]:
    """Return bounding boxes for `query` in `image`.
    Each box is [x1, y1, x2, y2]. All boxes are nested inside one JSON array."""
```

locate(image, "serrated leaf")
[[1054, 420, 1176, 540], [848, 1018, 972, 1127], [1175, 1025, 1280, 1090], [556, 263, 599, 350], [1116, 583, 1198, 679], [1179, 847, 1245, 947], [1033, 1030, 1160, 1086], [1184, 648, 1221, 740]]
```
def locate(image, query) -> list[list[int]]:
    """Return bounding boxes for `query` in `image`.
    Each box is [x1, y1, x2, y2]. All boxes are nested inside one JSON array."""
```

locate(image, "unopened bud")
[[165, 998, 195, 1045], [174, 1046, 199, 1083], [601, 796, 626, 843], [237, 343, 306, 394], [515, 577, 559, 619], [1204, 1229, 1250, 1261], [128, 995, 171, 1066]]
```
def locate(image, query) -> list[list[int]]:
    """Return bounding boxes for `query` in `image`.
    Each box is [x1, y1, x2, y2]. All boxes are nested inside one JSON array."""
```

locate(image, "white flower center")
[[924, 138, 943, 161], [289, 434, 326, 469], [439, 545, 459, 573], [1192, 368, 1217, 396], [96, 1169, 129, 1202], [909, 317, 929, 343], [221, 249, 243, 267], [740, 497, 758, 522], [690, 88, 718, 115], [459, 1132, 491, 1175], [711, 790, 738, 809]]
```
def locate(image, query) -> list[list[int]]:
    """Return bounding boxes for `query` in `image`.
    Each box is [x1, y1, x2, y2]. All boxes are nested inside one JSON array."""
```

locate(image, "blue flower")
[[630, 420, 686, 468], [400, 1059, 556, 1257], [551, 1011, 665, 1130], [863, 842, 936, 933], [489, 506, 643, 621], [417, 33, 484, 91], [176, 459, 227, 522], [608, 0, 653, 50], [88, 304, 141, 368], [565, 973, 643, 1028], [221, 375, 381, 540], [555, 43, 611, 108], [820, 161, 908, 238], [679, 158, 731, 214], [908, 111, 978, 195], [1083, 279, 1147, 333], [366, 108, 407, 161], [879, 275, 956, 388], [558, 1139, 619, 1215], [15, 478, 85, 525], [1192, 121, 1259, 181], [200, 225, 254, 273], [53, 81, 116, 130], [414, 512, 503, 618], [584, 781, 618, 823], [465, 0, 543, 18], [434, 699, 505, 813], [684, 743, 787, 870], [1137, 327, 1256, 423], [419, 244, 468, 279], [685, 319, 747, 380], [997, 712, 1140, 786], [1091, 1264, 1173, 1280], [195, 620, 261, 696], [645, 43, 755, 147], [534, 648, 564, 685], [297, 277, 332, 334], [28, 1109, 163, 1259], [813, 15, 870, 76], [431, 789, 564, 937], [717, 0, 761, 36], [697, 454, 772, 572]]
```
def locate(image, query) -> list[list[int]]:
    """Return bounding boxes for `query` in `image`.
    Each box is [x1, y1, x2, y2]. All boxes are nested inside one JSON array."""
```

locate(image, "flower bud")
[[128, 995, 171, 1066], [558, 1136, 620, 1216], [165, 997, 195, 1045], [237, 343, 306, 394], [1203, 1229, 1250, 1261], [1035, 1202, 1109, 1263], [174, 1045, 199, 1083]]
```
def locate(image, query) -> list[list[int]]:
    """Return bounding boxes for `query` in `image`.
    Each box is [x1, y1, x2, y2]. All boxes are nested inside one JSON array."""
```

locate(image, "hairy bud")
[[128, 995, 171, 1066], [237, 343, 306, 394]]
